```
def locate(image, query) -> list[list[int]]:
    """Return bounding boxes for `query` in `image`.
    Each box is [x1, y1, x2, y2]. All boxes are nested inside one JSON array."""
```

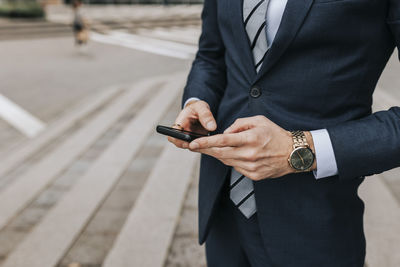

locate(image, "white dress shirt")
[[185, 0, 339, 179]]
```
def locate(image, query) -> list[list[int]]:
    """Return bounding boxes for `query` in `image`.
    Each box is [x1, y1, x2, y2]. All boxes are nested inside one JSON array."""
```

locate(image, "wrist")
[[284, 131, 296, 174], [184, 99, 199, 108], [304, 131, 317, 171]]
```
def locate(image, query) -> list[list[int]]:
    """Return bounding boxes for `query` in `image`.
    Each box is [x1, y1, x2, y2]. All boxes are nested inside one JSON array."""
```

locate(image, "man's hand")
[[168, 100, 217, 149], [189, 115, 316, 180]]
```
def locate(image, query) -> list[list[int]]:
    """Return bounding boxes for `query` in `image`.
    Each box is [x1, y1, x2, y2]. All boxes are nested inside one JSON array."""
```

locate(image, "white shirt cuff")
[[310, 129, 339, 179], [183, 97, 200, 108]]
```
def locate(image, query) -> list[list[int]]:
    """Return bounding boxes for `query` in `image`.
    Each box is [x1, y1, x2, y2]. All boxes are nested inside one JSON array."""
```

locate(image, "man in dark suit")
[[168, 0, 400, 266]]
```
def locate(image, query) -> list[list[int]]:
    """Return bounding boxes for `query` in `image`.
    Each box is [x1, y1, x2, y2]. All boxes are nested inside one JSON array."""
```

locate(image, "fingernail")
[[191, 142, 199, 149], [207, 121, 216, 130]]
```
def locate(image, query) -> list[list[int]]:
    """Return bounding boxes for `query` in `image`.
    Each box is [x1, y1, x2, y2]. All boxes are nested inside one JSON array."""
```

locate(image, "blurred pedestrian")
[[72, 0, 89, 47]]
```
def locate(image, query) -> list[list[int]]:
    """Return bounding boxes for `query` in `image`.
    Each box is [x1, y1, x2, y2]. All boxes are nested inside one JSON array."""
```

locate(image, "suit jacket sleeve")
[[326, 2, 400, 180], [182, 0, 227, 115]]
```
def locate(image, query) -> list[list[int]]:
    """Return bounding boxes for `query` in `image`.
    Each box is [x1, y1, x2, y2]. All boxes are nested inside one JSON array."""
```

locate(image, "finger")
[[167, 136, 189, 149], [194, 146, 236, 159], [224, 118, 255, 134], [171, 123, 183, 130], [224, 116, 266, 134], [191, 102, 217, 131], [174, 108, 193, 130], [196, 146, 257, 163], [189, 133, 246, 150]]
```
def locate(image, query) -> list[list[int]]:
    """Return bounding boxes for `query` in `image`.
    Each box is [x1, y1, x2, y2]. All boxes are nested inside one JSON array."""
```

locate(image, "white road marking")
[[0, 94, 45, 138], [91, 31, 197, 60], [136, 27, 201, 45]]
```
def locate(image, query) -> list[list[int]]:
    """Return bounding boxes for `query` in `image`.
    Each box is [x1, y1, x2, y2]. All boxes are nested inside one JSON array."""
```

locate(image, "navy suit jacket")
[[182, 0, 400, 266]]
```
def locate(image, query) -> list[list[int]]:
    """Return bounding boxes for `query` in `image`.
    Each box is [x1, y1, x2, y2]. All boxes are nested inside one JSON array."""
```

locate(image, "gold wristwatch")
[[288, 131, 315, 172]]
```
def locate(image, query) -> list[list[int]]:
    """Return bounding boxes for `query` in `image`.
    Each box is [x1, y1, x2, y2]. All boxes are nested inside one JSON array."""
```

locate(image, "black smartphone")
[[156, 125, 209, 142]]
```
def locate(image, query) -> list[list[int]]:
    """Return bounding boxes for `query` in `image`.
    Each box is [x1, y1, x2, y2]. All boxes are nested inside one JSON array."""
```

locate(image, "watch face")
[[290, 147, 315, 171]]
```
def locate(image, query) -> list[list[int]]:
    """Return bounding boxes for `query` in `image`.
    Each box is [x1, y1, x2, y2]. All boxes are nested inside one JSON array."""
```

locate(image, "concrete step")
[[0, 77, 164, 232], [0, 73, 186, 267], [0, 82, 160, 265], [58, 113, 176, 266], [164, 161, 207, 267], [0, 85, 121, 186], [103, 145, 199, 267]]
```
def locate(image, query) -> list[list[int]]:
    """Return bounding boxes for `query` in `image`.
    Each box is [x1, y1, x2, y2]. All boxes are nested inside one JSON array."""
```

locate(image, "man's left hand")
[[189, 115, 315, 180]]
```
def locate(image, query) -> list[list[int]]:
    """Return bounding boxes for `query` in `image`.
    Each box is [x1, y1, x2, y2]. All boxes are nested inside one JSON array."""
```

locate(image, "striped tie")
[[230, 0, 270, 219]]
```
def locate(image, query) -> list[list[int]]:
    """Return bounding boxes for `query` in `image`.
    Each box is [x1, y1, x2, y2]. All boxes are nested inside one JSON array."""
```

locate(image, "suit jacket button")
[[250, 86, 261, 98]]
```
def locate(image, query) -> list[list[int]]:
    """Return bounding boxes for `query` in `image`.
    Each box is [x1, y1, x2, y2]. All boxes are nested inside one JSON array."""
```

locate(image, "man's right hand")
[[168, 100, 217, 149]]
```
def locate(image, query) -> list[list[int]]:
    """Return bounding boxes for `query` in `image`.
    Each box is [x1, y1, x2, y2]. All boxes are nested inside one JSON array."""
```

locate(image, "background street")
[[0, 3, 399, 267]]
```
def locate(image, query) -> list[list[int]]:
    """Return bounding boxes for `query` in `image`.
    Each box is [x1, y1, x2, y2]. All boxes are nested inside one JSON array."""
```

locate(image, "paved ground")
[[0, 6, 204, 266], [0, 4, 399, 267], [0, 37, 190, 122], [0, 4, 200, 154], [0, 34, 192, 154]]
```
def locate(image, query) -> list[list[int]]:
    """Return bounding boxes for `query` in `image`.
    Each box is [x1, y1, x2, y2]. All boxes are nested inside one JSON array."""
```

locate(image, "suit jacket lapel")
[[231, 0, 257, 83], [254, 0, 314, 84]]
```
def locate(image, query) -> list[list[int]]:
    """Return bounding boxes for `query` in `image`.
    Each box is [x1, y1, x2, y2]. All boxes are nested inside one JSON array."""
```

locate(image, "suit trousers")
[[205, 179, 273, 267]]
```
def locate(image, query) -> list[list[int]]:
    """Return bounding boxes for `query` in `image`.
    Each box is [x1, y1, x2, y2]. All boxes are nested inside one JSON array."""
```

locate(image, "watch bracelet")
[[290, 130, 308, 148]]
